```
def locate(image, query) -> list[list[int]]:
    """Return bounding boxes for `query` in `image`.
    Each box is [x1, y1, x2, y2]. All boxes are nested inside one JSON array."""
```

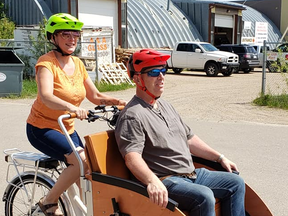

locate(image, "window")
[[278, 44, 288, 52], [177, 44, 190, 52], [219, 46, 230, 52], [246, 47, 256, 53], [232, 47, 245, 53], [201, 43, 218, 52]]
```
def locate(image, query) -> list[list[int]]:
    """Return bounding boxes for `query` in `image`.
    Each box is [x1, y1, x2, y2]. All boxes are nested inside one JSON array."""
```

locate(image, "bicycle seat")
[[38, 157, 59, 169]]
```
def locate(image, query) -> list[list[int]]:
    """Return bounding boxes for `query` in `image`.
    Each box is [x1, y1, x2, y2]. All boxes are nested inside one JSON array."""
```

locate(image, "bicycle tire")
[[4, 174, 67, 216]]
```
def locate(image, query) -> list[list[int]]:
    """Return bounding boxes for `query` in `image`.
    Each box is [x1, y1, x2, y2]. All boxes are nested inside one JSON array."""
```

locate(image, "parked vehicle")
[[159, 41, 239, 77], [251, 44, 270, 68], [217, 44, 259, 73], [266, 43, 288, 72]]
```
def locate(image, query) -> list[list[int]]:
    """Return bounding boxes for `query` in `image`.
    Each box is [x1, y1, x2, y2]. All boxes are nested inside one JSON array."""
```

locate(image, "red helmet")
[[127, 49, 170, 79]]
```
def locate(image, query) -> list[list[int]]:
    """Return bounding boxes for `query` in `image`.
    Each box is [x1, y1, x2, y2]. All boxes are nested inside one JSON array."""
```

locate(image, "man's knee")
[[235, 175, 246, 196], [189, 188, 215, 216], [230, 174, 245, 195], [200, 189, 215, 207]]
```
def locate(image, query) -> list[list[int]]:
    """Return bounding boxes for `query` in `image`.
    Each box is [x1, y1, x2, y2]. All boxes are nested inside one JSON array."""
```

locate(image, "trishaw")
[[3, 106, 273, 216]]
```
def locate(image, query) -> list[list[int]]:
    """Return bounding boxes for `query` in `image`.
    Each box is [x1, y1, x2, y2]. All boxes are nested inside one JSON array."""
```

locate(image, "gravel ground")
[[165, 70, 288, 125], [105, 69, 288, 126]]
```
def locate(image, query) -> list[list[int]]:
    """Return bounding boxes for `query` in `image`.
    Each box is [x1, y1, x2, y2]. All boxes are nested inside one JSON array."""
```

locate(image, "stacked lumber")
[[115, 48, 138, 65]]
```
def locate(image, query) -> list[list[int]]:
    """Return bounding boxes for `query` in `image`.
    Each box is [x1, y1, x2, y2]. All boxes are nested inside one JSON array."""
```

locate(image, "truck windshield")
[[201, 44, 218, 52]]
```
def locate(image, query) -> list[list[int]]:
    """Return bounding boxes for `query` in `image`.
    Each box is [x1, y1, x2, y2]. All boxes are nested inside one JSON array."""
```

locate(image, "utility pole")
[[279, 25, 288, 43], [167, 0, 170, 11]]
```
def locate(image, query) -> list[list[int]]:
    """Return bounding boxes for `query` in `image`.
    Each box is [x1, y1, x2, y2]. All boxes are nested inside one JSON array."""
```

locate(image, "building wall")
[[126, 0, 203, 48], [280, 0, 288, 41], [244, 0, 281, 30], [173, 2, 210, 42], [78, 0, 118, 46]]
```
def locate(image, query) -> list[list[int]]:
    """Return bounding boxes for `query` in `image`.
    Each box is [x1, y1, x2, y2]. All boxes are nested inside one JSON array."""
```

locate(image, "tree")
[[0, 2, 15, 40]]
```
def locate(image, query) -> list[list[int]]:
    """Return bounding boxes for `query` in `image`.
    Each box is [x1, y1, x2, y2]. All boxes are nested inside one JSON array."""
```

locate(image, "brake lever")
[[87, 110, 100, 123], [94, 105, 106, 111]]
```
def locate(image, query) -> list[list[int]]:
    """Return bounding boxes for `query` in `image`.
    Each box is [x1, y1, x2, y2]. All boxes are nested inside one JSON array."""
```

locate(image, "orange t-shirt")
[[27, 51, 88, 134]]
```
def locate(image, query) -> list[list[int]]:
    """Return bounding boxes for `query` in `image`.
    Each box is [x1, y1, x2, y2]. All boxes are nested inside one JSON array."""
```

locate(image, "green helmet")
[[45, 13, 83, 38]]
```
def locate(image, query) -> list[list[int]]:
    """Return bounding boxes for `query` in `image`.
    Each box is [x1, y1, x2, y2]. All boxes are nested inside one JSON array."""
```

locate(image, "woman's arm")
[[37, 66, 87, 119], [84, 76, 126, 105]]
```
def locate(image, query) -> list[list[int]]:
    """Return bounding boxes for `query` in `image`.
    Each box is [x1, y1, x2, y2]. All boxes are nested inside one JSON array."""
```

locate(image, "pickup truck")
[[251, 44, 270, 68], [159, 41, 239, 76], [266, 43, 288, 72]]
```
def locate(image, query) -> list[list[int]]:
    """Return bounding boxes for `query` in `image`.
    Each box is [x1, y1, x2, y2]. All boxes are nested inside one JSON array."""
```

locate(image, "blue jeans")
[[26, 123, 84, 162], [162, 168, 245, 216]]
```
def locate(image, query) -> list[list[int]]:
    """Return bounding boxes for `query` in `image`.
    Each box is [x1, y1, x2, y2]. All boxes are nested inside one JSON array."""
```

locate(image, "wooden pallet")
[[98, 62, 134, 85]]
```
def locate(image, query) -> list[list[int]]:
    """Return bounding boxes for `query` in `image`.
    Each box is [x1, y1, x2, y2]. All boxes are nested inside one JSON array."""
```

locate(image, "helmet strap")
[[136, 75, 160, 104], [50, 35, 73, 56], [53, 46, 72, 56]]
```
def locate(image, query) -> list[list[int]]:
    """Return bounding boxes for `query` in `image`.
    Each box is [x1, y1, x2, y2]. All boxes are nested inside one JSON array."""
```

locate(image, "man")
[[115, 49, 245, 216]]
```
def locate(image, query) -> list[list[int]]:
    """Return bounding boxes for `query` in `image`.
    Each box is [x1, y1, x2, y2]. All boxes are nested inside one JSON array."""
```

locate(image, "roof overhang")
[[210, 3, 246, 10]]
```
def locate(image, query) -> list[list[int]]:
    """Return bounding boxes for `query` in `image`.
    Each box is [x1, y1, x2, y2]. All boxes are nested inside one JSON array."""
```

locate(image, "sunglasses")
[[143, 68, 167, 77], [58, 31, 81, 40]]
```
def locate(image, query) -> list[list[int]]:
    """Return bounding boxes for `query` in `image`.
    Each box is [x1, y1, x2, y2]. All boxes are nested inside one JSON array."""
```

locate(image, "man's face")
[[140, 66, 166, 98]]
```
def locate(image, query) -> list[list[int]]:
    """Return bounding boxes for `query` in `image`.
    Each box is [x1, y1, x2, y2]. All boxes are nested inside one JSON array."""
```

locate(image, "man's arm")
[[124, 152, 168, 208], [187, 135, 238, 172]]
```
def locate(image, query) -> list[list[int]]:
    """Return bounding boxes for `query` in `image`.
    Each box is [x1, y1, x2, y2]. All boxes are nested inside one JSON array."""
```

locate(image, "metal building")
[[3, 0, 76, 25], [171, 0, 282, 47], [2, 0, 284, 49], [127, 0, 203, 49]]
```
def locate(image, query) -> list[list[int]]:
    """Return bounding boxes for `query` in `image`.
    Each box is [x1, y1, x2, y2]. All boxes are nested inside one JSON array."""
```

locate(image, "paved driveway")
[[0, 71, 287, 215]]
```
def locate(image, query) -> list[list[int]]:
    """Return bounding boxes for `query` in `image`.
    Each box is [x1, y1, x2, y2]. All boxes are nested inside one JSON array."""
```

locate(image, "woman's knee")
[[65, 147, 89, 173], [78, 147, 90, 174]]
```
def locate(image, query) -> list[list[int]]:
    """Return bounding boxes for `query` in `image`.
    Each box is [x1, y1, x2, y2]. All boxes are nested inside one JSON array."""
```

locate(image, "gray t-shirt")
[[115, 96, 195, 177]]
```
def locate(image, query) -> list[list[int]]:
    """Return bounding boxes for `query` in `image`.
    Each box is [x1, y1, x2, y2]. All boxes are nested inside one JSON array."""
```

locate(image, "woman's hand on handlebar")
[[69, 106, 87, 120], [118, 99, 127, 106]]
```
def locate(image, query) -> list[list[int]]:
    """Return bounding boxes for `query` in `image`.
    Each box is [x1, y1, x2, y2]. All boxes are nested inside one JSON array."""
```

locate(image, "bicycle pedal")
[[31, 206, 45, 216]]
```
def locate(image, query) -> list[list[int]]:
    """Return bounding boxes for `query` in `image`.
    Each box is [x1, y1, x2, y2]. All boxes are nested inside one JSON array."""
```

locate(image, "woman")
[[26, 13, 126, 216]]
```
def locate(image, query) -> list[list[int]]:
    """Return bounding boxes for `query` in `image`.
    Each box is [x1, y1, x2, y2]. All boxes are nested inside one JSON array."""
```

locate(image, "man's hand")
[[220, 156, 239, 173], [124, 152, 169, 208], [147, 179, 168, 208]]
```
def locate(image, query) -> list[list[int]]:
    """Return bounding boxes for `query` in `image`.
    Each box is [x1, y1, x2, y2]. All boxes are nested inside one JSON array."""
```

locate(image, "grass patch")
[[3, 79, 134, 99], [4, 79, 38, 99], [22, 79, 38, 98], [95, 82, 134, 92], [253, 94, 288, 110]]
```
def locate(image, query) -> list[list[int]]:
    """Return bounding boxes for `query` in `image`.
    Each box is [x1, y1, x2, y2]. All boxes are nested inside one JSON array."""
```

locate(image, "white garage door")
[[78, 0, 117, 28], [215, 14, 234, 28]]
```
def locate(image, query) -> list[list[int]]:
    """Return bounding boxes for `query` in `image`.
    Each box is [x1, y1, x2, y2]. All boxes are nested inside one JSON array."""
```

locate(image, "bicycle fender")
[[2, 171, 56, 201]]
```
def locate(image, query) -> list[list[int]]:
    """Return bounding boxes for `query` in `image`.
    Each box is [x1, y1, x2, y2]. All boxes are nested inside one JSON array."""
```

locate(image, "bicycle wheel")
[[4, 174, 67, 216]]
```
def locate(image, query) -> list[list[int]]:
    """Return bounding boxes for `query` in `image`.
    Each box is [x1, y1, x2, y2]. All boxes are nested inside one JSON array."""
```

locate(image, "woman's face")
[[53, 31, 80, 54]]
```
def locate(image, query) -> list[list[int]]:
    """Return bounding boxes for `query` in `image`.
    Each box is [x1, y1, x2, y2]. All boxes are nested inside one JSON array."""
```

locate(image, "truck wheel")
[[205, 63, 219, 77], [243, 68, 251, 73], [233, 68, 239, 73], [222, 69, 233, 76], [173, 68, 183, 74], [267, 61, 278, 72]]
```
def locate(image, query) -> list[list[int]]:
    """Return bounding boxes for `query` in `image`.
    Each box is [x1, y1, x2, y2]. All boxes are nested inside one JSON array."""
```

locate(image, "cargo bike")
[[3, 105, 273, 216]]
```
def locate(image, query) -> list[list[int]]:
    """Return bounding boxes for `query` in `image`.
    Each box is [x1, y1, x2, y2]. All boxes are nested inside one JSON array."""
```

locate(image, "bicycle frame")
[[3, 106, 121, 216], [57, 106, 122, 216]]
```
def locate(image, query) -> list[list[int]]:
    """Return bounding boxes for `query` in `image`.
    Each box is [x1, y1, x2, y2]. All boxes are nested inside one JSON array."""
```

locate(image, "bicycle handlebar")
[[68, 105, 124, 119], [58, 105, 124, 178]]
